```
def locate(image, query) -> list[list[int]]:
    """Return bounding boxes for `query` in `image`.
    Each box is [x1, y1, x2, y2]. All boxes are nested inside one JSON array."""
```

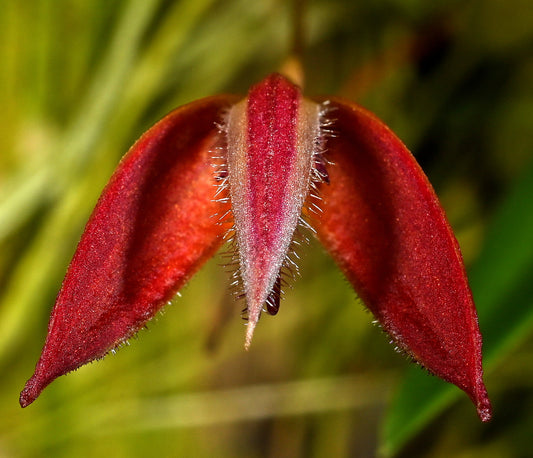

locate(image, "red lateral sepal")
[[20, 95, 237, 407], [313, 97, 491, 421]]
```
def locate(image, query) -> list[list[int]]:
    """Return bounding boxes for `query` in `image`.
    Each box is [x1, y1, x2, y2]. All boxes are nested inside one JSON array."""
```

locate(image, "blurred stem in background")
[[1, 0, 532, 456]]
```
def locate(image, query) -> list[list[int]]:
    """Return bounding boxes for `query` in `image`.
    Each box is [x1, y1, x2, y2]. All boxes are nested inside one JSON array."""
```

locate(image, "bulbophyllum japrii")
[[20, 73, 491, 421]]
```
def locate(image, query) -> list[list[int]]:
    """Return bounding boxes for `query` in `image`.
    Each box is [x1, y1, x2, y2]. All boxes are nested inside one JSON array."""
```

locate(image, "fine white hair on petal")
[[218, 81, 337, 348]]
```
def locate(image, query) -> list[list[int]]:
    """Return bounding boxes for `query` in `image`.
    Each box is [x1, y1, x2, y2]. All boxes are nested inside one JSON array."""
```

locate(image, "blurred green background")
[[1, 0, 532, 456]]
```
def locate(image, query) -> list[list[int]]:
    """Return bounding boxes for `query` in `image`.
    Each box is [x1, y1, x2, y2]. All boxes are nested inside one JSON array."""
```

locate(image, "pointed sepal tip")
[[19, 375, 43, 408]]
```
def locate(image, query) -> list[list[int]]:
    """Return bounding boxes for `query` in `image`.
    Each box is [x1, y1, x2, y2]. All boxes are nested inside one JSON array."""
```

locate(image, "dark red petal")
[[20, 95, 238, 407], [312, 97, 491, 421]]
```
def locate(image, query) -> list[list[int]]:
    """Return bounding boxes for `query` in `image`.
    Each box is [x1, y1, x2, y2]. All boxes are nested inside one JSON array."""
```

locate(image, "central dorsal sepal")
[[225, 73, 323, 347]]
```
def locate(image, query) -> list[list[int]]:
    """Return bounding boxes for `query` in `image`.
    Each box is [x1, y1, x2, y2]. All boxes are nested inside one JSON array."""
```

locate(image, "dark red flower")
[[20, 73, 491, 421]]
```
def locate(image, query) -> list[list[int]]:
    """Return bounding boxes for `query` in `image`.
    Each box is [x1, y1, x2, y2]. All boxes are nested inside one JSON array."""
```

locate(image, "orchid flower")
[[20, 73, 491, 421]]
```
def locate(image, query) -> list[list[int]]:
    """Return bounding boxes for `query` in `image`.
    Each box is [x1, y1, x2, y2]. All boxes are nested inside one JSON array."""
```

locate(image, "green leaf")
[[380, 159, 533, 456]]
